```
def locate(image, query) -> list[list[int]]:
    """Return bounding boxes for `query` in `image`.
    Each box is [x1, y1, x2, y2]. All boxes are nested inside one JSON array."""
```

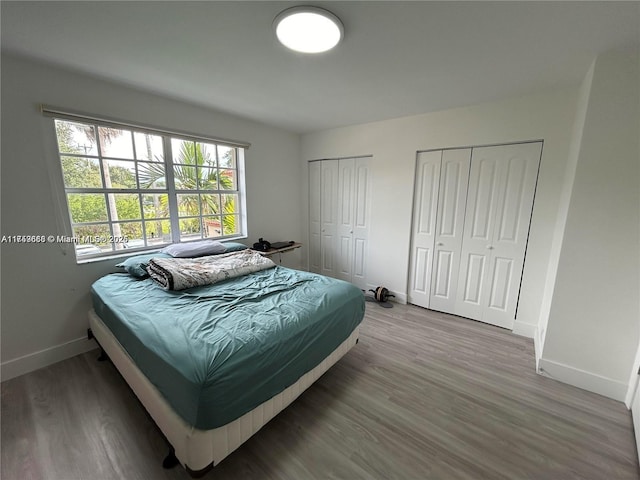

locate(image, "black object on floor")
[[364, 286, 395, 308]]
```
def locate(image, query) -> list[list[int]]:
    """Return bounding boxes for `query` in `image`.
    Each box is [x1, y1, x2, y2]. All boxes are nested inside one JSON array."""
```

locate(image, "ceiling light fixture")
[[274, 6, 344, 54]]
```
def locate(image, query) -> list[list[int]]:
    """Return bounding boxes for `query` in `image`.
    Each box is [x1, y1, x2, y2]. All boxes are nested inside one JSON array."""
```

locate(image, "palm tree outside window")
[[53, 117, 246, 261]]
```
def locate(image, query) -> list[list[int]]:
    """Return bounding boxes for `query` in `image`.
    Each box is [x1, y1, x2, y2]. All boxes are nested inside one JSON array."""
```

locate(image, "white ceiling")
[[2, 1, 639, 133]]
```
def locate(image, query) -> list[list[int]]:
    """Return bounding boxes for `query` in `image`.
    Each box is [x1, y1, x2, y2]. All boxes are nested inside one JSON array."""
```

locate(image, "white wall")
[[535, 61, 595, 362], [0, 53, 302, 380], [540, 49, 640, 402], [301, 87, 579, 341]]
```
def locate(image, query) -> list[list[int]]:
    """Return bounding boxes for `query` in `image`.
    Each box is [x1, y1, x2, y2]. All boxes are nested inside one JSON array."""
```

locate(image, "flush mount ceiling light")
[[274, 6, 344, 53]]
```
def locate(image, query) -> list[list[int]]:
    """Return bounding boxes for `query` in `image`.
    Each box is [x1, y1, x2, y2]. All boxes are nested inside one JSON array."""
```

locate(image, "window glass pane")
[[134, 132, 163, 162], [200, 143, 217, 167], [111, 194, 141, 220], [142, 194, 169, 218], [172, 139, 193, 164], [113, 222, 141, 249], [100, 127, 134, 159], [55, 120, 98, 156], [67, 194, 108, 223], [174, 166, 197, 190], [103, 160, 136, 189], [198, 167, 218, 190], [219, 168, 236, 190], [200, 194, 220, 215], [61, 157, 102, 188], [222, 215, 240, 236], [179, 218, 202, 242], [145, 220, 171, 245], [218, 146, 236, 169], [73, 224, 112, 255], [138, 161, 166, 189], [203, 216, 222, 238], [221, 193, 239, 214], [177, 194, 200, 216]]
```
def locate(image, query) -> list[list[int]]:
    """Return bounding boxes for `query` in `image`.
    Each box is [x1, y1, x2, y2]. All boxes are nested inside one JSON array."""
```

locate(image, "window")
[[52, 116, 246, 261]]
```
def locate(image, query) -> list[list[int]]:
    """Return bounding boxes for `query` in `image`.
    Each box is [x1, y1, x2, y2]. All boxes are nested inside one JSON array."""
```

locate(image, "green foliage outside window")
[[54, 119, 242, 256]]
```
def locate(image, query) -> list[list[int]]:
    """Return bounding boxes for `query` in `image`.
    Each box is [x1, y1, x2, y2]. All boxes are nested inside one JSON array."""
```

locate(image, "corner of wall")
[[540, 48, 640, 401], [536, 59, 596, 361]]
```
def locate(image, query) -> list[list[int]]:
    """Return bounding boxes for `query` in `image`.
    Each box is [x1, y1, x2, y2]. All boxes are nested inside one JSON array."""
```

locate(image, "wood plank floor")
[[2, 302, 638, 479]]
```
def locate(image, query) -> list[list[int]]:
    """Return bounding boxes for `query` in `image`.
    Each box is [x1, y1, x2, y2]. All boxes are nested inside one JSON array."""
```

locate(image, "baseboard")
[[512, 321, 537, 339], [1, 337, 98, 382], [391, 292, 407, 304], [537, 357, 628, 402]]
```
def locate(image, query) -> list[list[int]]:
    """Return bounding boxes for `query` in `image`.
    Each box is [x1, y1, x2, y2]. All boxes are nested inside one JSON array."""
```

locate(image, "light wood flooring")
[[2, 302, 639, 479]]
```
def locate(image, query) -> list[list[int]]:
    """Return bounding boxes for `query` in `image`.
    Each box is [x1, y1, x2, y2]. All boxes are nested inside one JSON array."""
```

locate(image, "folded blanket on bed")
[[147, 249, 276, 290]]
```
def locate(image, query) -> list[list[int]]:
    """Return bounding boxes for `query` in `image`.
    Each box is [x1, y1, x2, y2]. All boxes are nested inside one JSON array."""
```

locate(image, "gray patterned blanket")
[[147, 249, 275, 291]]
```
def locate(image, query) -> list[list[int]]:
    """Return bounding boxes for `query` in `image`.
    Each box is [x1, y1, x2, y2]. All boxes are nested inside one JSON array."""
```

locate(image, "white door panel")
[[469, 157, 499, 241], [353, 238, 366, 279], [408, 142, 541, 329], [460, 252, 487, 314], [310, 157, 371, 288], [496, 155, 528, 243], [430, 149, 471, 313], [321, 161, 339, 277], [350, 158, 371, 289], [354, 162, 369, 229], [411, 247, 432, 296], [433, 250, 453, 297], [487, 257, 513, 310], [455, 142, 541, 328], [408, 151, 442, 308], [337, 158, 355, 282], [485, 142, 540, 328], [309, 162, 322, 273], [456, 152, 501, 321]]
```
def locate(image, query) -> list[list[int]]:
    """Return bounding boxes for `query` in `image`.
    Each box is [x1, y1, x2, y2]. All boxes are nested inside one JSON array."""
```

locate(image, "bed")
[[88, 249, 364, 476]]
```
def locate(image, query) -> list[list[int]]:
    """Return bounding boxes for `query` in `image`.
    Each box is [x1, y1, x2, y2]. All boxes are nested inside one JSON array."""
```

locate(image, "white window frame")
[[43, 106, 249, 263]]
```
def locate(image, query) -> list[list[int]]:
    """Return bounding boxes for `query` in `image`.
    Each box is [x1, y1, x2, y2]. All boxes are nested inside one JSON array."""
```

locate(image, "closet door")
[[336, 157, 371, 288], [336, 158, 355, 282], [351, 157, 371, 289], [309, 161, 322, 274], [408, 151, 442, 308], [310, 157, 371, 286], [456, 142, 541, 328], [429, 149, 471, 314], [320, 160, 339, 277]]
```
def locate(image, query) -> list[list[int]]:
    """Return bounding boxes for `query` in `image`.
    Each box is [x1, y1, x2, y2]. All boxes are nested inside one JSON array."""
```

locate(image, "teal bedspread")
[[91, 266, 364, 430]]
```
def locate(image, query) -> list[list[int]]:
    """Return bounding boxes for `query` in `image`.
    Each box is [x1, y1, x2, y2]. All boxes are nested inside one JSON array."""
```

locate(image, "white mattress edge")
[[88, 309, 359, 471]]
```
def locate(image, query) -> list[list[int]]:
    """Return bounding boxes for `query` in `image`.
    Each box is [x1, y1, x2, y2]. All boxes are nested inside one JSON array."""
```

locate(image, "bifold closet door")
[[455, 142, 542, 329], [336, 158, 371, 289], [320, 160, 339, 277], [408, 151, 442, 308], [337, 159, 355, 282], [309, 161, 322, 274], [309, 157, 371, 286], [408, 149, 470, 310], [429, 149, 471, 314]]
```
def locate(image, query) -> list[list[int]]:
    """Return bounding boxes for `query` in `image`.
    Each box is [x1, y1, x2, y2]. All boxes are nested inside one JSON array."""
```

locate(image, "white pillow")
[[160, 240, 226, 258]]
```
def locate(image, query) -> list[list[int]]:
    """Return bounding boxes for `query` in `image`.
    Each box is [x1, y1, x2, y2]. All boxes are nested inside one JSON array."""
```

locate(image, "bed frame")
[[88, 309, 360, 477]]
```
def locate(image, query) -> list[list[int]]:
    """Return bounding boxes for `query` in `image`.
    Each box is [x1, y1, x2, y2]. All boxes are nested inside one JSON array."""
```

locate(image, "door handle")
[[487, 245, 494, 250], [437, 242, 444, 246]]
